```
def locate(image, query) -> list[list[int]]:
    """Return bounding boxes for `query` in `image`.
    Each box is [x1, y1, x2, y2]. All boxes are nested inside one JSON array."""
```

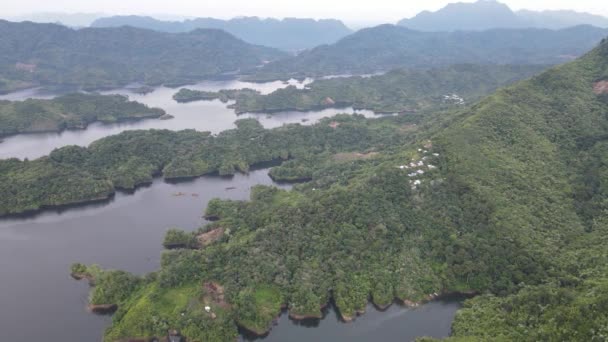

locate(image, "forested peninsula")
[[61, 38, 608, 341], [208, 64, 546, 114], [0, 93, 166, 137], [0, 114, 412, 216]]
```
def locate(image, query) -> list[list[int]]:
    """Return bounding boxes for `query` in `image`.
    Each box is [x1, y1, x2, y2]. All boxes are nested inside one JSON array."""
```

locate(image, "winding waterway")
[[0, 78, 379, 160], [0, 80, 461, 341]]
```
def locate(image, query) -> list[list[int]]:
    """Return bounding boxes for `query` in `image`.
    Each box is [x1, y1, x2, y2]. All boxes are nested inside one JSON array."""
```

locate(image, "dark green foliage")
[[0, 114, 407, 215], [232, 65, 545, 114], [172, 88, 260, 104], [70, 263, 88, 275], [172, 88, 227, 103], [0, 20, 286, 93], [0, 157, 115, 216], [90, 270, 144, 305], [0, 93, 165, 136], [163, 229, 198, 249]]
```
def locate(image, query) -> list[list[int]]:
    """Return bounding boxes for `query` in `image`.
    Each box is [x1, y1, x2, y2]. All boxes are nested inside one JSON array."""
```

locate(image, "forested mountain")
[[398, 0, 524, 31], [252, 24, 608, 79], [219, 64, 545, 114], [397, 0, 608, 31], [1, 33, 607, 341], [0, 93, 165, 136], [91, 16, 353, 51], [0, 20, 286, 94]]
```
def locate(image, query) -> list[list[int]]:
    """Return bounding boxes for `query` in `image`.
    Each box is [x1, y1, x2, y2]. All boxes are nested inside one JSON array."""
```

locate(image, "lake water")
[[0, 169, 287, 342], [0, 80, 461, 341], [0, 78, 379, 160], [240, 300, 461, 342]]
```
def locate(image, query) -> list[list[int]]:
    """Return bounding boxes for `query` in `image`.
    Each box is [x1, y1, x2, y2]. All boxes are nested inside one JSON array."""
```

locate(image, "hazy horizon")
[[2, 0, 608, 28]]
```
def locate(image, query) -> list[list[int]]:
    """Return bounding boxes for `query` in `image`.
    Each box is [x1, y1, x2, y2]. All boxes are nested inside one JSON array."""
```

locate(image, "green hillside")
[[2, 33, 607, 341]]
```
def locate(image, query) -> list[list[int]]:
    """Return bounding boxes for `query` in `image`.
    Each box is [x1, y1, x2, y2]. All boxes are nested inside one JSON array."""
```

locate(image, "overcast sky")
[[3, 0, 608, 26]]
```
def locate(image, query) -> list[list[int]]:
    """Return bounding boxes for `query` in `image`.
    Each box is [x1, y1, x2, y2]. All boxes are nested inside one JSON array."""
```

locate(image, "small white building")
[[205, 306, 211, 313], [417, 170, 425, 175]]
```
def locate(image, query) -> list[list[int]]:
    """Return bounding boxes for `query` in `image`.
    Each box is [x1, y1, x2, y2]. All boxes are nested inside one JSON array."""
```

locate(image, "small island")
[[0, 93, 167, 137], [172, 88, 261, 104]]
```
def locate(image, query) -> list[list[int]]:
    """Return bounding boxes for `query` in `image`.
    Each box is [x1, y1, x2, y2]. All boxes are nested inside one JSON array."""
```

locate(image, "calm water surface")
[[0, 80, 460, 342], [0, 169, 287, 342], [0, 78, 379, 160], [240, 300, 461, 342]]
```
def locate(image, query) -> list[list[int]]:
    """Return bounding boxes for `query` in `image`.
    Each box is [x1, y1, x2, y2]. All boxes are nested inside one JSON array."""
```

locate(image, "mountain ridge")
[[91, 15, 353, 51], [398, 0, 608, 31], [253, 24, 608, 78], [0, 20, 286, 93]]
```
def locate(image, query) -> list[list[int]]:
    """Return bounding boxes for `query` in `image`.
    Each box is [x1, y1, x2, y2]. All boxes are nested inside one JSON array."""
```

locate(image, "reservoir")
[[0, 79, 379, 160], [0, 81, 460, 341]]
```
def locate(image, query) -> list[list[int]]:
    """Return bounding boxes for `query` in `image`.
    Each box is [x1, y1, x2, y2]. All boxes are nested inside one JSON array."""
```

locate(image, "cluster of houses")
[[443, 93, 465, 105], [398, 148, 439, 190]]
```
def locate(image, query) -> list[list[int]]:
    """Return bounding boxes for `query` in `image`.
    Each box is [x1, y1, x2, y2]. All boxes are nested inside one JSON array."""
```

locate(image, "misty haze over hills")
[[6, 0, 608, 41], [91, 16, 353, 51], [398, 0, 608, 31], [253, 24, 608, 78]]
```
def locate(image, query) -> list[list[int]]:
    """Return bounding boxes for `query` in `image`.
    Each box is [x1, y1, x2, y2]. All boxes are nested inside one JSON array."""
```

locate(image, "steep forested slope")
[[0, 20, 286, 93], [253, 24, 608, 79], [421, 36, 608, 342]]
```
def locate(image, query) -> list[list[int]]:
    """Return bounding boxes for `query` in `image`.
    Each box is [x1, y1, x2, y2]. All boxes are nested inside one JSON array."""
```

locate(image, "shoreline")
[[0, 113, 166, 141], [0, 160, 286, 219]]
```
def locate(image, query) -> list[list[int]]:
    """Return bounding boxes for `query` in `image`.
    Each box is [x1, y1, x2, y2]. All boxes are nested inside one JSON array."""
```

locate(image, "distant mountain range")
[[0, 20, 286, 93], [253, 24, 608, 78], [398, 0, 608, 31], [7, 12, 105, 27], [91, 16, 353, 51]]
